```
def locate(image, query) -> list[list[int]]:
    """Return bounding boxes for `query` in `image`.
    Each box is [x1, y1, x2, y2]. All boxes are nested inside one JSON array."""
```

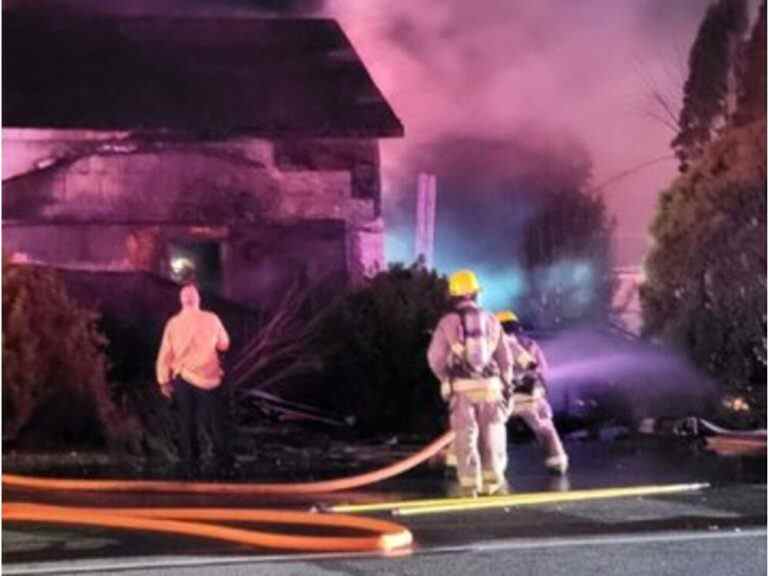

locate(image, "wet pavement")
[[2, 434, 766, 574]]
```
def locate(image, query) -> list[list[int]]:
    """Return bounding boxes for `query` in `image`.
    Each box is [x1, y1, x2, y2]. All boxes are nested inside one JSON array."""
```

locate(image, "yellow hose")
[[392, 482, 710, 516], [332, 482, 709, 514]]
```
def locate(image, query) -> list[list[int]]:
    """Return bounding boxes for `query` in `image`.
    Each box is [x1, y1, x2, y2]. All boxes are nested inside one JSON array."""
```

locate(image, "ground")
[[2, 432, 766, 575]]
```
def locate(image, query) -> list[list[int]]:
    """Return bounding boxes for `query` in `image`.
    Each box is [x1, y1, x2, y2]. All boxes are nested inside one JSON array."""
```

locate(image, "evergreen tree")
[[672, 0, 748, 172], [644, 0, 766, 427]]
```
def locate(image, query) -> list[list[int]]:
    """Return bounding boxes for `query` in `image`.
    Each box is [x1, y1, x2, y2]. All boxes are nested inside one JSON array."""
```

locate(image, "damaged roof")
[[3, 10, 404, 138]]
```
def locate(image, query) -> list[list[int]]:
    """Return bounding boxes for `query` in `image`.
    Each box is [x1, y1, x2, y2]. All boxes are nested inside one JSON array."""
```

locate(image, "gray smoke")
[[327, 0, 759, 268], [389, 131, 593, 263]]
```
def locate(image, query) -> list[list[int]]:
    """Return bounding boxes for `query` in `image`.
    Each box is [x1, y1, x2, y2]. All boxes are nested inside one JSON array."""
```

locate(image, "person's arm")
[[216, 317, 230, 352], [156, 321, 175, 397], [491, 318, 514, 387], [427, 318, 452, 400], [532, 341, 549, 379]]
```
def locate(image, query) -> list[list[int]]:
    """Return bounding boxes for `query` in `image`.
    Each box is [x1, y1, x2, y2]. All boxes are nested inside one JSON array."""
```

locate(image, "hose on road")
[[2, 431, 455, 553]]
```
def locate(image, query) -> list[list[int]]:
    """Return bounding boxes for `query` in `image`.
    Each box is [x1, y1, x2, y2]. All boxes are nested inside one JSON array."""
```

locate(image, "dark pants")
[[173, 377, 229, 465]]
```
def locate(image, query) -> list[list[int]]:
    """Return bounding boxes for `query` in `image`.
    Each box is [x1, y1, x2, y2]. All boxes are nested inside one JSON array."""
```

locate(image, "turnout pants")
[[513, 393, 567, 462], [450, 393, 510, 492], [174, 377, 229, 464]]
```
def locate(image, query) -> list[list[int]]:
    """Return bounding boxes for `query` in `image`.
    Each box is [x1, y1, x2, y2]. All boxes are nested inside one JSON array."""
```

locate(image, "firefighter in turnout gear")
[[496, 310, 569, 475], [428, 270, 515, 497]]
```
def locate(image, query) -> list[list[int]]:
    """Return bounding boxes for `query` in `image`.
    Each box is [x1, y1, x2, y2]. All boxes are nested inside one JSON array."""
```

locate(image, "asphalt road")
[[3, 528, 765, 576]]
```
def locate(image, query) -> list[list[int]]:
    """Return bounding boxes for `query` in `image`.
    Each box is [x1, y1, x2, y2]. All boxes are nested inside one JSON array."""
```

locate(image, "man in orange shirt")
[[156, 282, 232, 474]]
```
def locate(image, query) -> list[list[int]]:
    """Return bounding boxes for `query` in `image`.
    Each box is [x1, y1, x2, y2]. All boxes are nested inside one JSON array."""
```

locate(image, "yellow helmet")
[[495, 310, 519, 324], [448, 269, 481, 297]]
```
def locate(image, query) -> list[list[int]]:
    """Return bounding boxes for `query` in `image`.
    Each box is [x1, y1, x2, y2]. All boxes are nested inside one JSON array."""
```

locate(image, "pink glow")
[[327, 0, 757, 265]]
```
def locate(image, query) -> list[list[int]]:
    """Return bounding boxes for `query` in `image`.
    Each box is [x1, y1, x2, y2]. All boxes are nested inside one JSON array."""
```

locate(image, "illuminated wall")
[[3, 130, 384, 306]]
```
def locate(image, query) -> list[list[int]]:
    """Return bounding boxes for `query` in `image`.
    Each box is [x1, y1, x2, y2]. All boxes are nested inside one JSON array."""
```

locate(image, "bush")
[[320, 263, 452, 434], [2, 257, 137, 449]]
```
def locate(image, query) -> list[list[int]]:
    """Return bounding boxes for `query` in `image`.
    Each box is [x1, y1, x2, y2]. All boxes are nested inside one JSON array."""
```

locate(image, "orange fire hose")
[[3, 431, 455, 553], [3, 431, 454, 494], [2, 503, 412, 552]]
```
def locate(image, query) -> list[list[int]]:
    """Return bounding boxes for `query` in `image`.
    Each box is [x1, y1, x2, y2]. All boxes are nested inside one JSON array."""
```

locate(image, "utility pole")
[[414, 173, 437, 269]]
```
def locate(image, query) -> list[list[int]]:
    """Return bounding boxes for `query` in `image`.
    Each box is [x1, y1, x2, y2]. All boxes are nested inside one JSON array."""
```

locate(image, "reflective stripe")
[[451, 377, 503, 393], [450, 342, 465, 356], [452, 377, 504, 403], [458, 475, 482, 489]]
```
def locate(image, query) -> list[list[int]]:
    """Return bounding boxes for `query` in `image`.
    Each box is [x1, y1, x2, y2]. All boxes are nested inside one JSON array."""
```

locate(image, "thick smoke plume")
[[326, 0, 740, 269]]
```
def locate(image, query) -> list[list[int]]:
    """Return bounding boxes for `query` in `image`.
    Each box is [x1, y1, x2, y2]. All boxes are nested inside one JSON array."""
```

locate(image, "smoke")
[[326, 0, 722, 270], [385, 134, 596, 312]]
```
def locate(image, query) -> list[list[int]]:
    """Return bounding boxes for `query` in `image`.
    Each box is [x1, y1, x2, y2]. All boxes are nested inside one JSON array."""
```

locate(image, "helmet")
[[497, 309, 523, 335], [495, 310, 519, 324], [448, 269, 481, 297]]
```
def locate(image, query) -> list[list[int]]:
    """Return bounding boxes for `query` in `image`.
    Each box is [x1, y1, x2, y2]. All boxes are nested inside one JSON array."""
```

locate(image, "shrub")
[[2, 256, 137, 448], [320, 263, 452, 434]]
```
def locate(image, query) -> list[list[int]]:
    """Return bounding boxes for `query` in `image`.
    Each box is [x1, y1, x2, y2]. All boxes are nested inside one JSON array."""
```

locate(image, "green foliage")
[[641, 120, 767, 426], [321, 264, 451, 434], [2, 257, 138, 448], [673, 0, 749, 172]]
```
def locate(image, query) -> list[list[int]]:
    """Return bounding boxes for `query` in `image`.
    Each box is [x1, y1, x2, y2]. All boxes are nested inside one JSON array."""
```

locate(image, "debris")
[[638, 418, 656, 434]]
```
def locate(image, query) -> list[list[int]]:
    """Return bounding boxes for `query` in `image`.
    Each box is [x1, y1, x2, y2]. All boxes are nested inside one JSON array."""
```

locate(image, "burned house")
[[2, 10, 403, 307]]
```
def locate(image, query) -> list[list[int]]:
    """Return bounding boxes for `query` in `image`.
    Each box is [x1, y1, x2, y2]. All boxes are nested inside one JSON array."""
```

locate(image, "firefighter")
[[428, 270, 515, 497], [496, 310, 569, 474], [156, 282, 233, 476]]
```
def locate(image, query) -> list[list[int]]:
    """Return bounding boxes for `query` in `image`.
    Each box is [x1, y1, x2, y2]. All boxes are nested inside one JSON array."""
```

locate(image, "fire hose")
[[2, 431, 455, 553], [2, 430, 714, 554]]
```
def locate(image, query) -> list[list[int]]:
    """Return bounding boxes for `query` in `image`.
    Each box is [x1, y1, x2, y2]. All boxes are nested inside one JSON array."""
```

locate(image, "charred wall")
[[2, 133, 384, 305]]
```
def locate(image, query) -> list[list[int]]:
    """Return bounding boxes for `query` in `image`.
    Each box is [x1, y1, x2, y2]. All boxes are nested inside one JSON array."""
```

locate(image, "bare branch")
[[228, 275, 337, 415]]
